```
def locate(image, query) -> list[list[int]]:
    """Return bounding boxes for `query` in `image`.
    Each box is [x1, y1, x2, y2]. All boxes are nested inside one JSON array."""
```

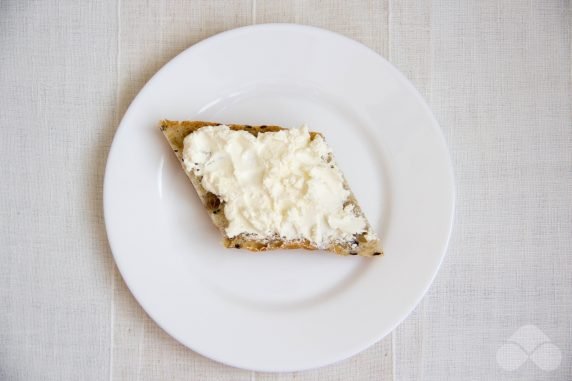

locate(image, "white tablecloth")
[[1, 1, 570, 380]]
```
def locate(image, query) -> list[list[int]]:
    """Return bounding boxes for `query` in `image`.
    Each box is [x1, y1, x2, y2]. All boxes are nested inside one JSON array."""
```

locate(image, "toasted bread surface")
[[160, 120, 382, 257]]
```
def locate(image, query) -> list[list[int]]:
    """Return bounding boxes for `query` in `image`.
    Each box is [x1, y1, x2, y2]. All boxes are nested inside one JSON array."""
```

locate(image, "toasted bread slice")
[[160, 120, 382, 257]]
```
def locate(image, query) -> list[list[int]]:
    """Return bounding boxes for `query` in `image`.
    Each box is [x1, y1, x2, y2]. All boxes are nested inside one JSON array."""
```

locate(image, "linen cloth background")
[[1, 1, 570, 380]]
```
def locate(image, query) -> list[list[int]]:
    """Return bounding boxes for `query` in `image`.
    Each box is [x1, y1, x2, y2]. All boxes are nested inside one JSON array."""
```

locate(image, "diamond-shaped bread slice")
[[160, 120, 382, 257]]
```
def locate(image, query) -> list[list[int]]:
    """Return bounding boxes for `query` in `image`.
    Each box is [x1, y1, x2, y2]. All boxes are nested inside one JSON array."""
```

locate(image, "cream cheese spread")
[[182, 125, 367, 247]]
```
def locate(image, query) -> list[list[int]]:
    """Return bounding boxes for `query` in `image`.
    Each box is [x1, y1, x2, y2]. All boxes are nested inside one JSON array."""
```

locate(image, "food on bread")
[[160, 120, 382, 257]]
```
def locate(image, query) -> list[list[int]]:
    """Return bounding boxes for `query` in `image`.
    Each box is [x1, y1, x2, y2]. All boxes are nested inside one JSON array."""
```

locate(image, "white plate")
[[104, 24, 454, 372]]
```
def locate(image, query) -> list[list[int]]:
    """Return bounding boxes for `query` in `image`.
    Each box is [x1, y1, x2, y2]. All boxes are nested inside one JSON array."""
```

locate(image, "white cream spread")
[[182, 125, 367, 247]]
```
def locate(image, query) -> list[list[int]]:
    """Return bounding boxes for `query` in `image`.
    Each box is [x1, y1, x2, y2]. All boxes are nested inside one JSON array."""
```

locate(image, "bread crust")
[[160, 120, 383, 257]]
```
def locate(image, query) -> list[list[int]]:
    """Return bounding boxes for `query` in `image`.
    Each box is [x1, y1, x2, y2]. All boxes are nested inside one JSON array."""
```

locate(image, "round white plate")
[[104, 24, 454, 372]]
